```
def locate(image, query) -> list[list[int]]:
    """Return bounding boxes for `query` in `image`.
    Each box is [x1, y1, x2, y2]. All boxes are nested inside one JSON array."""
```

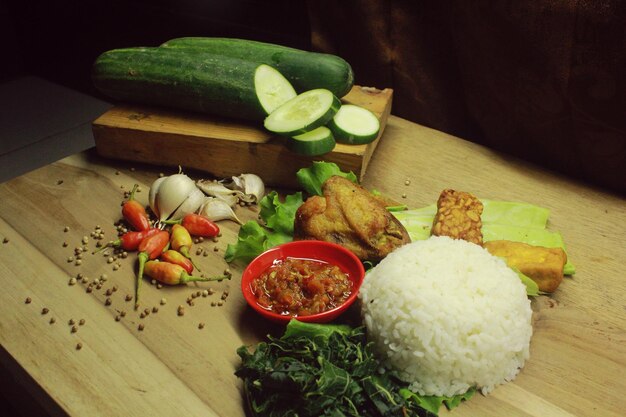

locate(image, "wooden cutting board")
[[92, 86, 392, 189]]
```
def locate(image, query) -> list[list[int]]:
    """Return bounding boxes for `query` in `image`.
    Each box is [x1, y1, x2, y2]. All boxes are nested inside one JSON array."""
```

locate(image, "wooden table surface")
[[0, 115, 624, 417]]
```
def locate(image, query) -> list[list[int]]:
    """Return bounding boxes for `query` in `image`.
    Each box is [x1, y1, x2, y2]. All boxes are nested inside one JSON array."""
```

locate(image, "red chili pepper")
[[95, 228, 160, 253], [160, 250, 194, 274], [170, 224, 200, 270], [180, 214, 220, 237], [144, 261, 228, 285], [135, 230, 170, 308], [122, 184, 151, 231]]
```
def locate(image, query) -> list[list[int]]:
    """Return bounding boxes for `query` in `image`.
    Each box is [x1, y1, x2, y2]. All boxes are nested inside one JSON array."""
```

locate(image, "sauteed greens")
[[235, 320, 474, 417]]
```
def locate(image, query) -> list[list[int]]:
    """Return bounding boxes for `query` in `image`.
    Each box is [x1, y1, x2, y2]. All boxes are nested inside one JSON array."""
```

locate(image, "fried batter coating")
[[431, 189, 484, 245], [294, 176, 411, 261], [484, 240, 567, 293]]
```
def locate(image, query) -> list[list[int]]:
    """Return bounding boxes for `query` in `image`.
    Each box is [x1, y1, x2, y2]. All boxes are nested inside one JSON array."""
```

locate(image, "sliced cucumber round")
[[288, 126, 336, 156], [264, 89, 341, 136], [328, 104, 380, 144], [254, 64, 297, 114]]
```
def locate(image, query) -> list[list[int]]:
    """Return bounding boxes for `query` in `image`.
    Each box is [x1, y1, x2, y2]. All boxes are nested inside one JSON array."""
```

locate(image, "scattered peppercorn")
[[198, 323, 205, 330], [79, 319, 85, 326], [25, 297, 32, 304], [76, 343, 82, 350], [138, 324, 144, 331], [71, 325, 78, 333], [177, 305, 185, 316], [41, 308, 49, 315], [49, 317, 56, 324], [69, 319, 75, 325], [105, 298, 112, 306]]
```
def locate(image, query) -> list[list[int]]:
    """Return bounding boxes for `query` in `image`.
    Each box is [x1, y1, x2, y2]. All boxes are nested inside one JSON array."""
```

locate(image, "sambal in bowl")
[[241, 240, 365, 324]]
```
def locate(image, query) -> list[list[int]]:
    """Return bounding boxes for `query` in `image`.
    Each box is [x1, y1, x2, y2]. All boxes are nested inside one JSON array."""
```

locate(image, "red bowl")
[[241, 240, 365, 324]]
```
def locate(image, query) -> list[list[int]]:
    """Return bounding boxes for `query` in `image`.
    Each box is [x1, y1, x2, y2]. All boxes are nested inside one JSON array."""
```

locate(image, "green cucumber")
[[328, 104, 380, 144], [264, 89, 341, 136], [92, 47, 295, 121], [254, 64, 297, 114], [160, 37, 355, 98], [288, 126, 336, 156]]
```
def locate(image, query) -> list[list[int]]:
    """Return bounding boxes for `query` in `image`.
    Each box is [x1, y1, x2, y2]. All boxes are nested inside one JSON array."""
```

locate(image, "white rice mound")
[[359, 236, 533, 397]]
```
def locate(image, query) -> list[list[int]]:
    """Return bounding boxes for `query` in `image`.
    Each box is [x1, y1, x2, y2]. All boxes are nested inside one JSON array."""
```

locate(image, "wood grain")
[[1, 115, 625, 417], [92, 86, 393, 189]]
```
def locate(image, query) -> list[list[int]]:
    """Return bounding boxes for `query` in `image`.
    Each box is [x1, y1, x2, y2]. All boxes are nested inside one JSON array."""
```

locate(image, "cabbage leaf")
[[393, 199, 575, 276]]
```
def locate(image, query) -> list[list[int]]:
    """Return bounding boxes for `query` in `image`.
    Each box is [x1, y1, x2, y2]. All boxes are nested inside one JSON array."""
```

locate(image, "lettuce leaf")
[[296, 161, 358, 196], [260, 191, 303, 235], [224, 191, 303, 263]]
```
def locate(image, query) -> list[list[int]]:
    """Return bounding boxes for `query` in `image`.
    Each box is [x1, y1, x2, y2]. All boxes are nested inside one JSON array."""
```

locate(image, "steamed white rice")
[[359, 236, 532, 396]]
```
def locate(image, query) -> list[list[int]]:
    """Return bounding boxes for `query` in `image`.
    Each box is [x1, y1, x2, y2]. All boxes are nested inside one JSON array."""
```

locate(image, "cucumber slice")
[[264, 89, 341, 136], [328, 104, 380, 144], [288, 126, 336, 156], [254, 64, 297, 114]]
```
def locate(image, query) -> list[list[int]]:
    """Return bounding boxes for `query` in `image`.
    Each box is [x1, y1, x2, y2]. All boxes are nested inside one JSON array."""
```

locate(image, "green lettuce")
[[224, 191, 303, 263], [296, 161, 358, 196]]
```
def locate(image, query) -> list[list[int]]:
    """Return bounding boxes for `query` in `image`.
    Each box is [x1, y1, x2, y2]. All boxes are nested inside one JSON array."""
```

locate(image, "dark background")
[[1, 0, 310, 97]]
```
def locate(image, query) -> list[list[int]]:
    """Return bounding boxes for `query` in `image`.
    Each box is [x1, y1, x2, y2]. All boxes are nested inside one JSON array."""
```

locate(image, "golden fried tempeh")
[[484, 240, 567, 293], [431, 189, 484, 245]]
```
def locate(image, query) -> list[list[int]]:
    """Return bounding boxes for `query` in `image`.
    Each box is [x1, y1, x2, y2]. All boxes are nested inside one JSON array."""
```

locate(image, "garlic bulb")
[[196, 180, 243, 207], [148, 176, 167, 215], [169, 186, 205, 221], [149, 172, 202, 222], [198, 197, 242, 224]]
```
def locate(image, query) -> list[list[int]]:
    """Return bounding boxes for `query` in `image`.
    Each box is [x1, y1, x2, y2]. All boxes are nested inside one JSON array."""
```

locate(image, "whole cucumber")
[[92, 47, 269, 121], [160, 37, 355, 98]]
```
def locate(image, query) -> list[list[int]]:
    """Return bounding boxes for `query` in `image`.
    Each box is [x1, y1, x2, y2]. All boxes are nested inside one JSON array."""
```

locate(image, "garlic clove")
[[240, 173, 265, 203], [219, 173, 265, 204], [196, 179, 244, 207], [169, 187, 205, 221], [198, 197, 242, 224]]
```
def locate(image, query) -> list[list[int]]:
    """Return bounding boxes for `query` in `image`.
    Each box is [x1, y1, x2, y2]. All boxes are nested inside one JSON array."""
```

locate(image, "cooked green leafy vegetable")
[[296, 161, 358, 196], [236, 320, 473, 417]]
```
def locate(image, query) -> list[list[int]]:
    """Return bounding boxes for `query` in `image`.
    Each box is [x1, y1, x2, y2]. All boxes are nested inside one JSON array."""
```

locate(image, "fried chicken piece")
[[484, 240, 568, 293], [431, 189, 484, 245], [294, 176, 410, 261]]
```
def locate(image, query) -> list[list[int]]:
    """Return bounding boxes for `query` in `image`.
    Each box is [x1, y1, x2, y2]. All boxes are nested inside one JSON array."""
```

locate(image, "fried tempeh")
[[484, 240, 567, 293], [431, 189, 484, 245]]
